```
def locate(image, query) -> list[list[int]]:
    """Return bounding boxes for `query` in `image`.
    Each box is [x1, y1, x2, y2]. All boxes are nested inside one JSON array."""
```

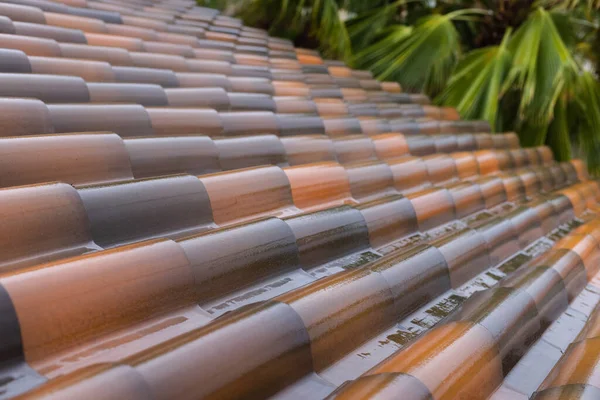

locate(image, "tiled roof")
[[0, 0, 598, 399]]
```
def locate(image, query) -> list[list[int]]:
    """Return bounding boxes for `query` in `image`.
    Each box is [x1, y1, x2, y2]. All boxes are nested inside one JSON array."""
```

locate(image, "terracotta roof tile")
[[0, 1, 598, 398]]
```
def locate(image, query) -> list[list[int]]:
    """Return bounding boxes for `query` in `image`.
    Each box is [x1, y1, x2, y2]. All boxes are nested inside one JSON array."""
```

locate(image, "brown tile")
[[2, 239, 199, 363], [13, 22, 87, 44], [474, 216, 520, 265], [456, 134, 478, 151], [220, 111, 279, 136], [192, 48, 235, 62], [357, 195, 418, 248], [146, 108, 222, 136], [447, 181, 486, 218], [554, 234, 600, 280], [129, 51, 188, 71], [280, 135, 337, 166], [406, 187, 456, 231], [540, 338, 600, 391], [0, 48, 32, 73], [78, 175, 215, 247], [405, 135, 436, 156], [277, 115, 326, 136], [87, 82, 168, 106], [44, 11, 108, 33], [124, 135, 221, 178], [359, 118, 392, 135], [274, 97, 318, 114], [346, 161, 396, 202], [533, 384, 600, 400], [144, 41, 195, 57], [9, 364, 153, 400], [129, 301, 313, 399], [227, 92, 276, 112], [368, 322, 503, 400], [509, 148, 529, 168], [106, 23, 159, 40], [372, 244, 451, 319], [48, 104, 154, 136], [333, 136, 377, 164], [0, 133, 133, 187], [60, 42, 133, 66], [111, 66, 178, 86], [326, 373, 433, 400], [315, 98, 349, 116], [388, 156, 431, 194], [200, 166, 298, 225], [506, 206, 544, 248], [433, 228, 491, 287], [476, 176, 508, 208], [497, 172, 527, 202], [0, 33, 61, 56], [323, 117, 363, 136], [433, 135, 459, 153], [165, 87, 229, 109], [276, 268, 396, 370], [214, 134, 287, 170], [284, 162, 355, 211], [178, 217, 300, 304], [0, 97, 53, 136], [284, 205, 371, 271], [535, 249, 588, 301], [448, 287, 540, 372], [500, 265, 568, 328], [0, 183, 98, 273], [85, 32, 144, 51], [371, 133, 409, 161], [0, 2, 46, 24], [474, 150, 500, 175], [450, 152, 479, 179], [423, 154, 458, 184]]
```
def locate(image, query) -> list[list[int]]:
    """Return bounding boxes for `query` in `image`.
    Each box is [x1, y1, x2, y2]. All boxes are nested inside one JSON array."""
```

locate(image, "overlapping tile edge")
[[0, 0, 597, 399]]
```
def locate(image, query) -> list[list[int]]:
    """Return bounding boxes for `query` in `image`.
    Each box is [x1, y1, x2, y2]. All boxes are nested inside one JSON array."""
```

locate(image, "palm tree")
[[215, 0, 600, 174]]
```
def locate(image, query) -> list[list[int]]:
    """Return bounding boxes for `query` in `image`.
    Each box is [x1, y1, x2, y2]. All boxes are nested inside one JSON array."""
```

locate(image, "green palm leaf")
[[354, 9, 488, 96], [345, 0, 414, 51], [311, 0, 352, 59], [436, 28, 512, 129], [503, 8, 580, 146], [569, 72, 600, 173]]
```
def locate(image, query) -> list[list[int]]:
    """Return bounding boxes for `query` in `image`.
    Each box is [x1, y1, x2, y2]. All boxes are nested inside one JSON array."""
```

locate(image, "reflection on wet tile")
[[0, 2, 598, 399]]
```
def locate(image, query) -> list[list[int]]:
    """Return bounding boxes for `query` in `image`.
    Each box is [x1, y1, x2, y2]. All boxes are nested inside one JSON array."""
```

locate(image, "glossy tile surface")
[[0, 1, 597, 399]]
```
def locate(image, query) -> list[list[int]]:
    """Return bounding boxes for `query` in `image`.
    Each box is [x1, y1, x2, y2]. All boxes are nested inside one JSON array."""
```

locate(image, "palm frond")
[[435, 28, 512, 129], [545, 95, 572, 161], [310, 0, 352, 59], [345, 0, 405, 51], [570, 72, 600, 173], [354, 10, 487, 96], [503, 7, 580, 146]]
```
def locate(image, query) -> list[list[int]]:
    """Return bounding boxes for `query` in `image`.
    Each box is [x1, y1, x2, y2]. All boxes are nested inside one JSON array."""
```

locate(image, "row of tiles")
[[0, 48, 413, 107], [530, 274, 600, 399], [0, 0, 288, 51], [0, 131, 523, 187], [0, 8, 355, 73], [0, 145, 560, 273], [0, 73, 445, 122], [326, 215, 600, 400], [0, 68, 422, 111], [0, 0, 412, 101], [46, 0, 266, 41], [0, 4, 386, 83], [3, 177, 598, 399], [2, 1, 596, 398], [0, 96, 474, 139]]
